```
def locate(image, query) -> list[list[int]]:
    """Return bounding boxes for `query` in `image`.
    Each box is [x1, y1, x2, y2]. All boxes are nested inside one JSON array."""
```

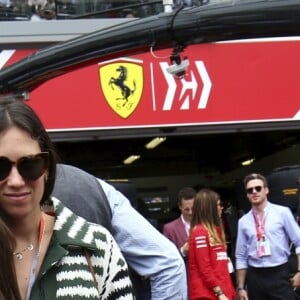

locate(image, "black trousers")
[[247, 263, 295, 300]]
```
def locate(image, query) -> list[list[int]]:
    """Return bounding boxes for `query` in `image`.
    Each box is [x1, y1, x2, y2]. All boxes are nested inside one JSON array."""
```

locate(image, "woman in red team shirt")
[[188, 189, 235, 300]]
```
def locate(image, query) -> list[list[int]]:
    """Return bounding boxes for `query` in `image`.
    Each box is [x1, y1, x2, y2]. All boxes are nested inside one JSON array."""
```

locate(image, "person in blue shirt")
[[52, 164, 187, 300], [235, 173, 300, 300]]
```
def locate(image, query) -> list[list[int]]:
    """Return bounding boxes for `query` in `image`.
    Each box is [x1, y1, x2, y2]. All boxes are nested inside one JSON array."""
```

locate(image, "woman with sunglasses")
[[0, 218, 21, 300], [235, 173, 300, 300], [0, 97, 134, 300], [188, 188, 235, 300]]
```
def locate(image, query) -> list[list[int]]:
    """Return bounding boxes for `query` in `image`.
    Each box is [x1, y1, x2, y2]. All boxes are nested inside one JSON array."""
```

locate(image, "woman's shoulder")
[[191, 224, 207, 235], [87, 222, 115, 246], [51, 197, 114, 249]]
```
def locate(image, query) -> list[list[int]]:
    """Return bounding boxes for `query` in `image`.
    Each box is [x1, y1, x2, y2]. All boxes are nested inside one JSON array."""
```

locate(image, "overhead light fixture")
[[107, 179, 129, 183], [145, 137, 166, 149], [123, 155, 140, 165], [241, 158, 255, 166]]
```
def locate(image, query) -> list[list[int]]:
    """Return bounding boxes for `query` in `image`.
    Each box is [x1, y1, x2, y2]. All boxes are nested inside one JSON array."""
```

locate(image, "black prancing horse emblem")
[[108, 65, 136, 105]]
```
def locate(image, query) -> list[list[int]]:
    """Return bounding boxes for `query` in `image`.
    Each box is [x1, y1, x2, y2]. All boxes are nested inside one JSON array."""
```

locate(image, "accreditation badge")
[[256, 238, 271, 257]]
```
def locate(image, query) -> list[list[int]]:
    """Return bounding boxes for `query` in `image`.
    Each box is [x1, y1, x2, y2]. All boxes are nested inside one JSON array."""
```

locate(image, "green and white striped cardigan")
[[30, 197, 134, 300]]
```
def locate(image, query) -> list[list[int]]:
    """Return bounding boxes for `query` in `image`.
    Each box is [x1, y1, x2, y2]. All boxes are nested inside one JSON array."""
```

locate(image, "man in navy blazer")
[[163, 187, 196, 267]]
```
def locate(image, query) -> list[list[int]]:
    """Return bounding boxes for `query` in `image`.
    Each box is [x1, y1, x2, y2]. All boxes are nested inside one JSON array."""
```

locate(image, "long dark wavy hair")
[[190, 188, 225, 246], [0, 218, 21, 300]]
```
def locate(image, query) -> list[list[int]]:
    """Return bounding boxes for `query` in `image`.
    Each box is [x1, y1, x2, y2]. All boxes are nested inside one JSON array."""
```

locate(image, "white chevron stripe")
[[0, 50, 15, 69], [57, 270, 93, 281], [195, 235, 207, 248], [59, 255, 87, 265], [52, 198, 73, 230], [94, 237, 110, 251], [68, 217, 85, 238], [83, 253, 104, 268], [113, 277, 133, 291], [57, 285, 99, 297], [82, 223, 98, 244]]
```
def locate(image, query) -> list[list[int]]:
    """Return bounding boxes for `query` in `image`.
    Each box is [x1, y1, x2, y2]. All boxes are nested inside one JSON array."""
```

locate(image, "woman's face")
[[0, 126, 46, 220]]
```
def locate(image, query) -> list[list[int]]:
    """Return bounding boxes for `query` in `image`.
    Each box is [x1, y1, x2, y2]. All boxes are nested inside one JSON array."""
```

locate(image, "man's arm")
[[291, 254, 300, 287], [283, 207, 300, 287], [235, 217, 249, 300], [100, 179, 187, 300], [236, 269, 248, 300]]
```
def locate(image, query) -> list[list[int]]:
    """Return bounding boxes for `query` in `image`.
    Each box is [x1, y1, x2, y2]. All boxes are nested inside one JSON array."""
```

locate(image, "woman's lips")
[[4, 192, 30, 202]]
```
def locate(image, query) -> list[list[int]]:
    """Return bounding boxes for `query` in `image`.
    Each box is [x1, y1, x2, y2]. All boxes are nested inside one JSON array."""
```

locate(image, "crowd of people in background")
[[160, 178, 300, 299], [0, 0, 57, 20], [0, 0, 163, 20], [0, 0, 226, 21]]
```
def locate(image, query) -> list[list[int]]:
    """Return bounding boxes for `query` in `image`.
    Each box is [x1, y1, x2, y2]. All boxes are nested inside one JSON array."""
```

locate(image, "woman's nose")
[[6, 166, 25, 186]]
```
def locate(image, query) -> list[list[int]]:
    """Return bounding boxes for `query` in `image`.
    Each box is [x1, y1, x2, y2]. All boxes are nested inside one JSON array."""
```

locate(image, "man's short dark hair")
[[178, 187, 196, 204], [243, 173, 268, 188]]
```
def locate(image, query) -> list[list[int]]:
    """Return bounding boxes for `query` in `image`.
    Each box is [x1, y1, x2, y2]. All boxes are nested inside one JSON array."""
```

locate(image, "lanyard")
[[252, 210, 266, 241], [26, 215, 46, 300]]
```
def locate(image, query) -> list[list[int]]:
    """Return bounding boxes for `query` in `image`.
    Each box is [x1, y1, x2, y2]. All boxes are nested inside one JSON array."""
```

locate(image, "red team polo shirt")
[[188, 224, 236, 300]]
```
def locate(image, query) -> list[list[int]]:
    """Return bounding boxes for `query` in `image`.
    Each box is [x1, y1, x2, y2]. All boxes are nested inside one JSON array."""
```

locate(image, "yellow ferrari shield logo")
[[99, 60, 143, 118]]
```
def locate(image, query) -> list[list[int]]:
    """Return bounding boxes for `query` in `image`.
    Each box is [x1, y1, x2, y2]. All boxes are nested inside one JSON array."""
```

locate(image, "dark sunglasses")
[[0, 152, 49, 181], [246, 186, 263, 194]]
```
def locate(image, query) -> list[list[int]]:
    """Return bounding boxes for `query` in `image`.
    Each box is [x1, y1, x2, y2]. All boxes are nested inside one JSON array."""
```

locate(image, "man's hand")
[[181, 242, 189, 256], [237, 288, 248, 300], [291, 272, 300, 287]]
